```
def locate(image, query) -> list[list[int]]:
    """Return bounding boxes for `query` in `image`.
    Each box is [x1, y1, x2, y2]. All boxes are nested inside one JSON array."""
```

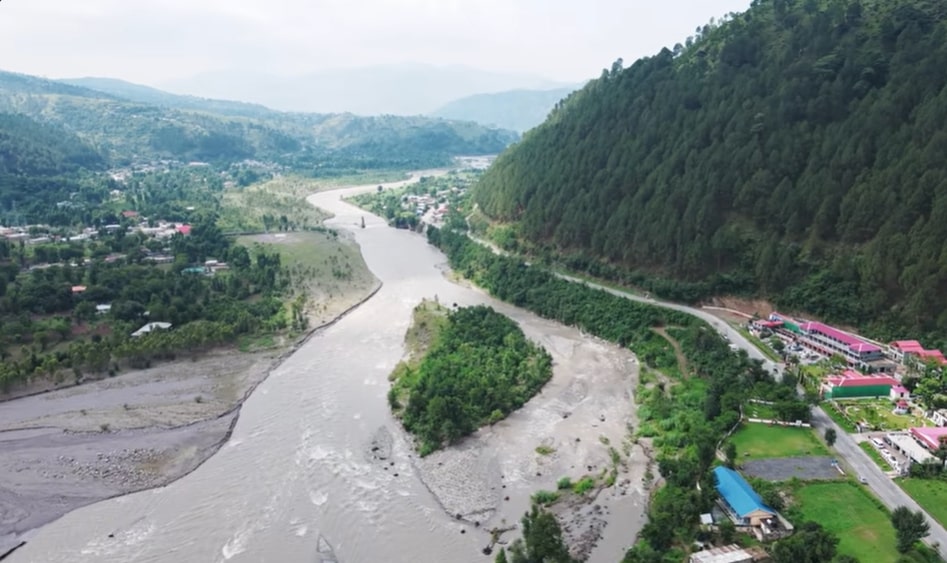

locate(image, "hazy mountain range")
[[431, 87, 580, 132], [157, 64, 572, 116]]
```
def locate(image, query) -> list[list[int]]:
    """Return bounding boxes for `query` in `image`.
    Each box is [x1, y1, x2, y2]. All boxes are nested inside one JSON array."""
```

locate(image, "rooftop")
[[713, 466, 775, 519], [690, 544, 755, 563], [910, 427, 947, 451], [892, 340, 924, 353], [801, 321, 882, 353], [887, 432, 934, 463], [825, 370, 898, 388]]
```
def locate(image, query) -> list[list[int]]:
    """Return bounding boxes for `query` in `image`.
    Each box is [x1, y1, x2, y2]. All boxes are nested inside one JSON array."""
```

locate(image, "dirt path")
[[652, 327, 689, 377]]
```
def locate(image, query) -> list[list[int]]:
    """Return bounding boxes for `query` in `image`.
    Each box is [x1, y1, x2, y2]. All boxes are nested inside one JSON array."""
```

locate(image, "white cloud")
[[0, 0, 752, 84]]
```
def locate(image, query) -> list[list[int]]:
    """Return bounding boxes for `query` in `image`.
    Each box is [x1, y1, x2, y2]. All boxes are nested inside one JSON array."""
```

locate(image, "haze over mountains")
[[158, 64, 573, 116], [432, 87, 580, 133]]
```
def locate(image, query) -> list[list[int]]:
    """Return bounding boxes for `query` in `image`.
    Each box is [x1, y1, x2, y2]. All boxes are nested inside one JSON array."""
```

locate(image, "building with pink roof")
[[890, 340, 947, 366], [176, 224, 192, 235], [822, 370, 898, 399], [798, 321, 890, 372], [910, 427, 947, 451], [891, 385, 910, 401]]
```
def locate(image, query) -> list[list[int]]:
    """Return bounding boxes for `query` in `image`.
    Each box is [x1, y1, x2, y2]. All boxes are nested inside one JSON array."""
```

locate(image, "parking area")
[[741, 456, 844, 481]]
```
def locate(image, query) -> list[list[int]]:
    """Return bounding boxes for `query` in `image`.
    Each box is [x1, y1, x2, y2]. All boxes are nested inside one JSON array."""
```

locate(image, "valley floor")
[[0, 232, 380, 554]]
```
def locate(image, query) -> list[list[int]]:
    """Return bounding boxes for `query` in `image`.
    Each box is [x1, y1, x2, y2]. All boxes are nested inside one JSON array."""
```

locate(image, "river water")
[[10, 175, 644, 563]]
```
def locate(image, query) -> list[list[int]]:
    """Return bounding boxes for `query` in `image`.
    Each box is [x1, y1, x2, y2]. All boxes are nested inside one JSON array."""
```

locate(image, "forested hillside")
[[474, 0, 947, 345], [0, 113, 108, 223], [0, 70, 517, 170]]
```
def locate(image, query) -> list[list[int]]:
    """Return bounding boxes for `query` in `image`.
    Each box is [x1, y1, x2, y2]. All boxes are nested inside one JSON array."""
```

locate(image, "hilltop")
[[431, 87, 579, 132], [473, 0, 947, 346]]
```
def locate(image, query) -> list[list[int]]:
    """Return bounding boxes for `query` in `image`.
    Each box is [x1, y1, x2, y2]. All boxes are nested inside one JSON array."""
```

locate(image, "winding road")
[[464, 232, 946, 557]]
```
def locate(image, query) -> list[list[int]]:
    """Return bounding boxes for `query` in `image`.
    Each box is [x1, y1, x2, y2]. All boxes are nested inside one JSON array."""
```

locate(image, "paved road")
[[554, 272, 784, 378], [465, 234, 947, 556], [811, 407, 947, 557]]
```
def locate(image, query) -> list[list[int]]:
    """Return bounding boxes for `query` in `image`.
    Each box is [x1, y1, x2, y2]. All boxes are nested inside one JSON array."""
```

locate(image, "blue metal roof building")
[[713, 466, 777, 526]]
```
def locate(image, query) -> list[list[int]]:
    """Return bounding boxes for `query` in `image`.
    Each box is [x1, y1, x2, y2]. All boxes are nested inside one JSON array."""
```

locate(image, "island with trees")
[[388, 300, 553, 455]]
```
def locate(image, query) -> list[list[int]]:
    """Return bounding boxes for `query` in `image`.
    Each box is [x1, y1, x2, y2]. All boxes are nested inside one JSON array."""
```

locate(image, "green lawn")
[[794, 481, 898, 562], [859, 441, 893, 472], [899, 478, 947, 529], [745, 402, 777, 420], [836, 399, 929, 431], [821, 403, 858, 433], [729, 423, 829, 459]]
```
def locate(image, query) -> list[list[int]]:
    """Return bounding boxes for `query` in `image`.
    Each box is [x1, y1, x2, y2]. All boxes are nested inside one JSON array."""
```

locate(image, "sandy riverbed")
[[0, 280, 379, 557], [375, 280, 654, 561]]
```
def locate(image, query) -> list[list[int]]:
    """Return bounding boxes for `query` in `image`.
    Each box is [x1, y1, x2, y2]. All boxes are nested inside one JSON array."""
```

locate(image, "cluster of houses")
[[749, 313, 947, 468], [0, 218, 193, 246]]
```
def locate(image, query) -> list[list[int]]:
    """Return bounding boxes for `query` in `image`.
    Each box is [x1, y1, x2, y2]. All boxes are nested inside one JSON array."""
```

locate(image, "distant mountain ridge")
[[159, 64, 572, 116], [432, 87, 580, 132], [59, 77, 276, 119], [0, 69, 518, 170]]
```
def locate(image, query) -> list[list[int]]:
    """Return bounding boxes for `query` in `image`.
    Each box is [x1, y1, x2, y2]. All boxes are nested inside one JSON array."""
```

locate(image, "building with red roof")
[[822, 369, 898, 399], [176, 224, 192, 235], [890, 340, 947, 366], [797, 320, 894, 372], [910, 427, 947, 451]]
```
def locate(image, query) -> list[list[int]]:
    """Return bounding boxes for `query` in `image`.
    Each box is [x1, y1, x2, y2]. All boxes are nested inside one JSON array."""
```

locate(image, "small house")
[[891, 385, 910, 401], [713, 466, 777, 527], [893, 400, 909, 415]]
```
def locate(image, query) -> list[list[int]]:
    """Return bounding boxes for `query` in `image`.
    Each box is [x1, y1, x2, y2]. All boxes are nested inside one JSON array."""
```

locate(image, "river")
[[9, 173, 646, 563]]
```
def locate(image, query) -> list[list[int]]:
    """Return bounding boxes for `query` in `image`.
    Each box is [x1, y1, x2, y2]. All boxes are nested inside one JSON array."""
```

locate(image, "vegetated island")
[[389, 300, 553, 455]]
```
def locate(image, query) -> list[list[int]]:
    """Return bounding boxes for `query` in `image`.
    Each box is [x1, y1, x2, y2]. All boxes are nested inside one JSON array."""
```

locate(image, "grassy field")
[[822, 402, 858, 433], [836, 399, 928, 431], [729, 423, 829, 459], [237, 231, 376, 326], [793, 481, 898, 562], [859, 441, 894, 472], [745, 401, 778, 420], [899, 478, 947, 528], [219, 172, 408, 233]]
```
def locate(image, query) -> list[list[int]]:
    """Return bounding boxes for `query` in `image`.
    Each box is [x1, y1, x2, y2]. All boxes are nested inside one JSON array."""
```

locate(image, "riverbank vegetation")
[[426, 227, 813, 560], [389, 301, 553, 455], [495, 504, 577, 563], [347, 169, 481, 230], [470, 0, 947, 350]]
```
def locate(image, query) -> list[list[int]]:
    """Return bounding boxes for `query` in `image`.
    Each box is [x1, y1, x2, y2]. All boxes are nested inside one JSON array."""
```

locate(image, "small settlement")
[[752, 312, 947, 471]]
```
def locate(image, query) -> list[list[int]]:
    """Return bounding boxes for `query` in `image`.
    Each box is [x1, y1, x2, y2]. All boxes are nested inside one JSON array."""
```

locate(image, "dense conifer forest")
[[474, 0, 947, 346]]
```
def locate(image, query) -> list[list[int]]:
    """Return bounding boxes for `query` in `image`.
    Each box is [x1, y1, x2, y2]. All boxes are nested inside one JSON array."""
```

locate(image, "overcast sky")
[[0, 0, 751, 86]]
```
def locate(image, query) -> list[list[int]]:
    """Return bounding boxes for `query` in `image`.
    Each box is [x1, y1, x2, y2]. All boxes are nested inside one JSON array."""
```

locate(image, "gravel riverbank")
[[0, 278, 380, 556]]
